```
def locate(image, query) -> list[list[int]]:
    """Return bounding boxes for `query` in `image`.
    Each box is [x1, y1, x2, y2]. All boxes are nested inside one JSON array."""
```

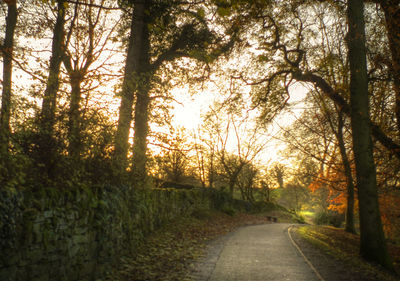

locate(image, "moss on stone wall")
[[0, 185, 235, 281]]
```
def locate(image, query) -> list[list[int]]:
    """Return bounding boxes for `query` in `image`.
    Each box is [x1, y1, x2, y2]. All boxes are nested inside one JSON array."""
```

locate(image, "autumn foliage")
[[380, 193, 400, 241], [308, 168, 352, 214], [308, 166, 400, 242]]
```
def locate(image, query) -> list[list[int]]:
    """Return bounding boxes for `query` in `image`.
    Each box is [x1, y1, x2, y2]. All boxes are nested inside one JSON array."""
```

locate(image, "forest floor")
[[110, 209, 400, 281]]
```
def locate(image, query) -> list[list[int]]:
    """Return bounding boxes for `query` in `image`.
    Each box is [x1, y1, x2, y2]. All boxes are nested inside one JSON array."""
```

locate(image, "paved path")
[[190, 223, 320, 281]]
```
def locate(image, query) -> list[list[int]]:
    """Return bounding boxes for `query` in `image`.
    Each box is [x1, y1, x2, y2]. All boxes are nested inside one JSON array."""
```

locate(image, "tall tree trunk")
[[347, 0, 392, 269], [238, 185, 246, 200], [131, 71, 151, 186], [228, 177, 236, 197], [337, 111, 356, 234], [380, 1, 400, 132], [208, 150, 215, 188], [68, 73, 82, 161], [112, 1, 147, 178], [38, 0, 66, 174], [62, 0, 96, 165], [0, 0, 17, 156]]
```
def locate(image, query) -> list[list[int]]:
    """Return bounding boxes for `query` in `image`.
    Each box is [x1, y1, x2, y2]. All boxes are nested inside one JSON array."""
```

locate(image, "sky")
[[169, 81, 309, 165]]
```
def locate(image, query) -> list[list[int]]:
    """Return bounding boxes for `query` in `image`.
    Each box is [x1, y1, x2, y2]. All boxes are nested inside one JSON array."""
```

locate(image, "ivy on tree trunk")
[[0, 1, 17, 156], [38, 0, 66, 175], [113, 0, 148, 180]]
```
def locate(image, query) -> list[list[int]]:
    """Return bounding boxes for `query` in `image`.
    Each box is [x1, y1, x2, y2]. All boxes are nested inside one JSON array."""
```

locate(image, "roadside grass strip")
[[288, 225, 325, 281], [295, 225, 400, 281]]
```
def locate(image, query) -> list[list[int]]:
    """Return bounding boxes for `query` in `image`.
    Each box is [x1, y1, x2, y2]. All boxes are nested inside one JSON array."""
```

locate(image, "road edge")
[[288, 225, 325, 281]]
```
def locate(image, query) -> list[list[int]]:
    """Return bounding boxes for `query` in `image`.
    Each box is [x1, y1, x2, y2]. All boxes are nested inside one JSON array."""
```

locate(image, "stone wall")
[[0, 185, 235, 281]]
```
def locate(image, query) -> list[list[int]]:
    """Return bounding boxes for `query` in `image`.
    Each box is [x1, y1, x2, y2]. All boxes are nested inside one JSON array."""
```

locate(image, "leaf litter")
[[111, 211, 272, 281]]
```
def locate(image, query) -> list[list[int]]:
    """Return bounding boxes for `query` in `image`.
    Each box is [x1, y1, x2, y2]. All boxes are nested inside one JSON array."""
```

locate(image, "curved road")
[[190, 223, 320, 281]]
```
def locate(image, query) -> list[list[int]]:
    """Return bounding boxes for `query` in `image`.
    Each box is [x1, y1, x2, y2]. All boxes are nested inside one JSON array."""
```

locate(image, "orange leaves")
[[308, 175, 323, 192], [308, 168, 349, 214], [379, 193, 400, 241]]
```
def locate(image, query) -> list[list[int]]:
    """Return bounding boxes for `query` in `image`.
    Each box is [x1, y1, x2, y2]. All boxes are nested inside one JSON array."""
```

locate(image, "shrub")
[[191, 208, 213, 220], [313, 210, 344, 227], [221, 205, 237, 216], [292, 214, 306, 224]]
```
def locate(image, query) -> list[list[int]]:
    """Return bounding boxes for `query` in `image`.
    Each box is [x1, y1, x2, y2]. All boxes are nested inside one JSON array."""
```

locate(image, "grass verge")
[[296, 225, 400, 281]]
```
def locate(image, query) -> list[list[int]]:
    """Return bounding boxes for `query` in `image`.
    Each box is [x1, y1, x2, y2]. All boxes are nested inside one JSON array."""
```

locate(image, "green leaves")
[[217, 6, 232, 17], [197, 7, 206, 19], [257, 54, 269, 62]]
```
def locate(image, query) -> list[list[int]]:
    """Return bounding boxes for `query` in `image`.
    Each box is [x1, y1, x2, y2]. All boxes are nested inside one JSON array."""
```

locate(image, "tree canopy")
[[1, 0, 400, 269]]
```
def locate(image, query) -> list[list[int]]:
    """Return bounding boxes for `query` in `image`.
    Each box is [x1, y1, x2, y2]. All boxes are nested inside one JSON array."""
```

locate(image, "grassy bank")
[[296, 225, 400, 281]]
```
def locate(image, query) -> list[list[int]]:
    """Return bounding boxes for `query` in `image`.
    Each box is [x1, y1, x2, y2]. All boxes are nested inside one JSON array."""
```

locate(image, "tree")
[[203, 103, 267, 196], [232, 0, 396, 252], [307, 6, 356, 233], [37, 0, 66, 175], [193, 129, 210, 188], [192, 124, 218, 188], [347, 0, 392, 268], [27, 0, 120, 182], [0, 0, 17, 156], [312, 89, 356, 233], [260, 179, 272, 202], [333, 109, 356, 233], [0, 0, 123, 186], [242, 0, 400, 160], [378, 1, 400, 132], [277, 182, 310, 214], [152, 127, 192, 183], [112, 0, 149, 182], [113, 0, 239, 185], [61, 0, 118, 162], [236, 162, 258, 202], [271, 163, 285, 189], [279, 88, 355, 228]]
